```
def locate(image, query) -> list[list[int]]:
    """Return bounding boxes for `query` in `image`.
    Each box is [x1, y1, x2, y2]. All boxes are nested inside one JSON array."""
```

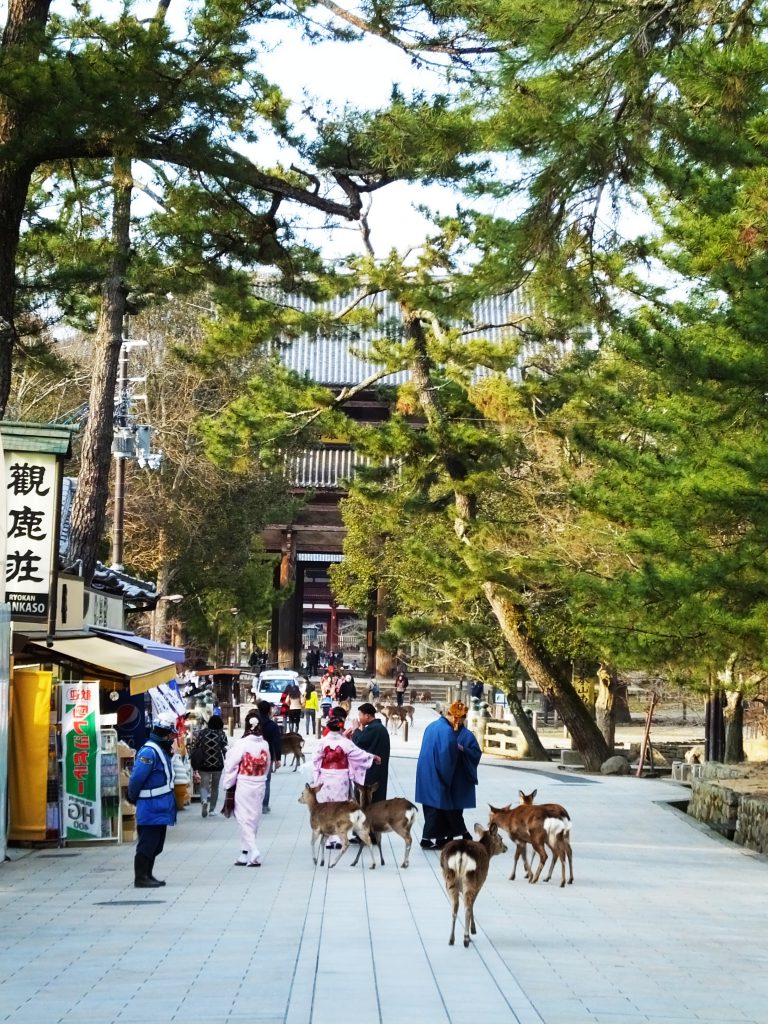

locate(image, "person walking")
[[394, 670, 409, 707], [221, 713, 271, 867], [126, 712, 178, 888], [255, 700, 282, 814], [286, 682, 303, 733], [312, 716, 380, 849], [414, 700, 481, 850], [338, 672, 357, 712], [195, 714, 227, 817], [351, 703, 390, 802], [303, 681, 319, 736]]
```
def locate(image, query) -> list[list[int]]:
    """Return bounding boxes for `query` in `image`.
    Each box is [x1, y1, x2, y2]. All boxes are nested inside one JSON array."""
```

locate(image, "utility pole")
[[110, 338, 161, 570], [111, 343, 129, 569]]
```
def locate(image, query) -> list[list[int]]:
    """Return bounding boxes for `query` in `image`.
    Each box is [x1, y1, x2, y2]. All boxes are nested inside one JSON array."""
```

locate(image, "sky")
[[1, 0, 649, 264], [139, 0, 475, 257]]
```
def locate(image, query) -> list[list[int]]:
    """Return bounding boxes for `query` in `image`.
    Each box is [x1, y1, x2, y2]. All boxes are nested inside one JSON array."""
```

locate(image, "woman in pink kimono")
[[222, 715, 271, 867], [312, 717, 380, 849]]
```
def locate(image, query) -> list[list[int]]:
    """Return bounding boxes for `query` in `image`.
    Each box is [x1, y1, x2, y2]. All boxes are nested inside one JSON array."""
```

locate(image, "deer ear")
[[371, 782, 379, 794], [474, 823, 484, 837], [531, 789, 537, 799]]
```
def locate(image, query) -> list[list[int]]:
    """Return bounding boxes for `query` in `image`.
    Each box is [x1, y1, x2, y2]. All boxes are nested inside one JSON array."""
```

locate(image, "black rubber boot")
[[147, 857, 166, 886], [134, 854, 163, 889]]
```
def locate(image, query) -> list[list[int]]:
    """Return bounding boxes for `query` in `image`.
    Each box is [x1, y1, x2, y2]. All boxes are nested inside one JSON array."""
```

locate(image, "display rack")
[[117, 740, 137, 843], [100, 727, 120, 839]]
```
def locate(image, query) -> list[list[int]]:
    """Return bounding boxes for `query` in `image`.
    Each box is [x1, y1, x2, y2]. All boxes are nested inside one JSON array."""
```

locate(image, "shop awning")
[[88, 626, 186, 665], [23, 636, 177, 695]]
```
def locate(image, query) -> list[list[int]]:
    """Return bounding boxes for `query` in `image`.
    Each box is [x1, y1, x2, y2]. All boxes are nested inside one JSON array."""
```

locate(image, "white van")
[[251, 669, 300, 725]]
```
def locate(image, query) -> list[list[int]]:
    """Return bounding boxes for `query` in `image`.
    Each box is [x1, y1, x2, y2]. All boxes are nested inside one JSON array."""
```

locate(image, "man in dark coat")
[[256, 701, 282, 813], [351, 703, 390, 802]]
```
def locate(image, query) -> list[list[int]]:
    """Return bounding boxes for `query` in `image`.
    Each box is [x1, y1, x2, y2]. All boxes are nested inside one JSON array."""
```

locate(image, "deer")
[[518, 790, 573, 886], [440, 822, 508, 948], [419, 690, 432, 703], [350, 783, 418, 868], [298, 783, 375, 869], [488, 790, 573, 888], [384, 704, 415, 730], [279, 732, 305, 772]]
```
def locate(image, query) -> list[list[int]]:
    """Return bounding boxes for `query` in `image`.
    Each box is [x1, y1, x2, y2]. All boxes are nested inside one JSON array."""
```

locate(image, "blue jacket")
[[415, 715, 481, 810], [127, 734, 177, 826]]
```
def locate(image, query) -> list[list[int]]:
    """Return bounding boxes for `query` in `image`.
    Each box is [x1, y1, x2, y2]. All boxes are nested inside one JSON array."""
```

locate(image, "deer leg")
[[372, 830, 385, 867], [564, 837, 574, 884], [397, 826, 412, 869], [464, 893, 474, 947], [529, 839, 547, 883], [543, 839, 559, 883], [448, 881, 459, 946], [329, 834, 349, 868], [362, 829, 376, 869], [510, 841, 526, 881], [350, 840, 363, 868], [292, 757, 299, 772], [314, 831, 323, 867]]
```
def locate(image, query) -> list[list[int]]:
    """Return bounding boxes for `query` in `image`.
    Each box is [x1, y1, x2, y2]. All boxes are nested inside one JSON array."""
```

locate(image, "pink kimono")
[[312, 733, 375, 802], [222, 735, 271, 865]]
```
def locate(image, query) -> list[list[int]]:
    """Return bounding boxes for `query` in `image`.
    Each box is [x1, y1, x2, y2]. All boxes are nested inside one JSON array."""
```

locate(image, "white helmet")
[[152, 711, 178, 733]]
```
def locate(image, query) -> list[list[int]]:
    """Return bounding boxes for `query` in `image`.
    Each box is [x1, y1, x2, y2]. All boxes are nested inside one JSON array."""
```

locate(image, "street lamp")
[[151, 594, 184, 643]]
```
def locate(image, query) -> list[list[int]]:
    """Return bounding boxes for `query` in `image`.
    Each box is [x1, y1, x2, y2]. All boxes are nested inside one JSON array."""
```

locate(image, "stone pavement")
[[1, 704, 767, 1024]]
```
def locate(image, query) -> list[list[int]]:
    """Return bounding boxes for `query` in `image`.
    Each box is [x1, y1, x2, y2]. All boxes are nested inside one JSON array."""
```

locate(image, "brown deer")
[[384, 704, 415, 730], [440, 822, 508, 947], [279, 732, 305, 772], [518, 790, 573, 886], [488, 790, 573, 888], [350, 783, 418, 868], [297, 783, 375, 868]]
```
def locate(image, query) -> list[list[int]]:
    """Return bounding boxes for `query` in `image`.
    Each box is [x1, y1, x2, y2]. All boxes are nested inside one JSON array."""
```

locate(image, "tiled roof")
[[257, 284, 537, 387], [286, 445, 385, 489]]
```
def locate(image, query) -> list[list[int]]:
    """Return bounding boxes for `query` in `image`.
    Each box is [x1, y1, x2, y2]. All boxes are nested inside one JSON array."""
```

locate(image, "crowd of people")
[[127, 668, 481, 886]]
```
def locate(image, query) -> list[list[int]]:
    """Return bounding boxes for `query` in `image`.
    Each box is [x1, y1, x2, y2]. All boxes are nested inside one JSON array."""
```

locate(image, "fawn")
[[350, 783, 418, 868], [488, 789, 573, 887], [440, 822, 508, 947], [298, 783, 375, 868], [280, 732, 305, 772]]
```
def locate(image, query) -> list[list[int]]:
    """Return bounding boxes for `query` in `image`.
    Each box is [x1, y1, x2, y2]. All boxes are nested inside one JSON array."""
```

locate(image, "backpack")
[[190, 740, 205, 771]]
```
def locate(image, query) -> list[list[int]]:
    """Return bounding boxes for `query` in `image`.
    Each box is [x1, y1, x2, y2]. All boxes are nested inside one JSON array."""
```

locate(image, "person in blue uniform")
[[127, 711, 178, 888]]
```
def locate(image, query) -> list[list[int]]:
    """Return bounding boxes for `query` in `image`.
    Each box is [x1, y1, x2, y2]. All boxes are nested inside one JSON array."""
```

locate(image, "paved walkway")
[[1, 705, 766, 1024]]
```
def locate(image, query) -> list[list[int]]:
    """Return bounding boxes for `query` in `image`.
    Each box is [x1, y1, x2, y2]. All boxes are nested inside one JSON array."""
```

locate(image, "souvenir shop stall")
[[8, 635, 179, 846]]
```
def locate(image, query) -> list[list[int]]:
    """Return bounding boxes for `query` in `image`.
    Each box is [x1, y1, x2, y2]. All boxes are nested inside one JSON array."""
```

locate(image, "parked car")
[[251, 669, 300, 728]]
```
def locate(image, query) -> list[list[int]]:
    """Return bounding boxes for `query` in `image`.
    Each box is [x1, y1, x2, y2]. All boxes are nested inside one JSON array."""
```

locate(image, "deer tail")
[[544, 816, 571, 842]]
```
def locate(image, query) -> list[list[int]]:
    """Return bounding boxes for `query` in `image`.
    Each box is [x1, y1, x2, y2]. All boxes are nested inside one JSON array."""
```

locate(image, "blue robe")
[[415, 716, 481, 810]]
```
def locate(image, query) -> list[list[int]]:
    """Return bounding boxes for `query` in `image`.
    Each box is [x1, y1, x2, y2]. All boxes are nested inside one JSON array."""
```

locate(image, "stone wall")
[[688, 763, 768, 855]]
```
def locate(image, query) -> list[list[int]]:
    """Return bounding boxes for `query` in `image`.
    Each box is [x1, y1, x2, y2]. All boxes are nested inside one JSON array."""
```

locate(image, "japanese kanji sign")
[[62, 681, 102, 840], [4, 451, 58, 619]]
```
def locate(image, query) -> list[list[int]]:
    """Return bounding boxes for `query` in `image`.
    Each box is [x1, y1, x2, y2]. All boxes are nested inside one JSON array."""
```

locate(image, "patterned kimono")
[[222, 734, 271, 865], [312, 733, 375, 802]]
